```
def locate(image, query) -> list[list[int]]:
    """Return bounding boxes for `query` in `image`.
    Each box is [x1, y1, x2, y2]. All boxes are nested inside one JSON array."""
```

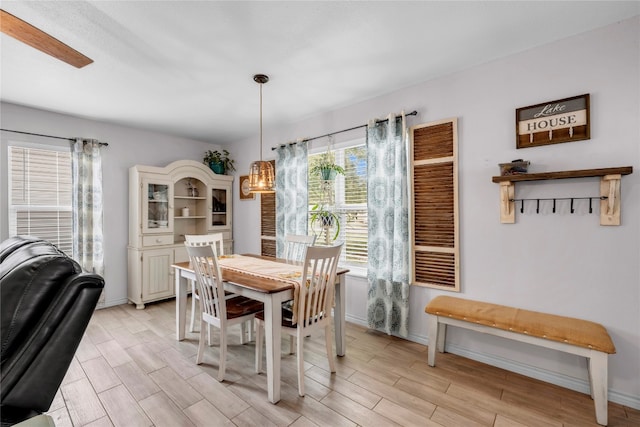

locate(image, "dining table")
[[172, 254, 349, 404]]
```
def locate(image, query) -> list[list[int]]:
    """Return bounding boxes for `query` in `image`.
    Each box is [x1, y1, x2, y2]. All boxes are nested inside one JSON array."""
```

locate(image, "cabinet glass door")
[[143, 179, 173, 234], [210, 187, 228, 228]]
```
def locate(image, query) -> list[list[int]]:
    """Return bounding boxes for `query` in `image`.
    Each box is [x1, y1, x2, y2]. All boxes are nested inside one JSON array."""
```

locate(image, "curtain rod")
[[271, 110, 417, 150], [1, 128, 109, 146]]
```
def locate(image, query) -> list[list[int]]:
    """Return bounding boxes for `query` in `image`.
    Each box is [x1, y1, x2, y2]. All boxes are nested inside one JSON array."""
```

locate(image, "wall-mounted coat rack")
[[491, 166, 633, 225], [513, 196, 606, 214]]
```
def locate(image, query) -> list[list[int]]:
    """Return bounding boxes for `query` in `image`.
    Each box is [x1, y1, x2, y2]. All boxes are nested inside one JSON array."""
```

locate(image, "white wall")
[[0, 105, 225, 305], [230, 17, 640, 407], [1, 16, 637, 409]]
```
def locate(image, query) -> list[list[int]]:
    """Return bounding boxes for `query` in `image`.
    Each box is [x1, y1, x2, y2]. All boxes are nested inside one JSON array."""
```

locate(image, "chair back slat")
[[284, 234, 316, 262], [185, 244, 226, 322], [185, 233, 225, 256], [297, 244, 342, 328]]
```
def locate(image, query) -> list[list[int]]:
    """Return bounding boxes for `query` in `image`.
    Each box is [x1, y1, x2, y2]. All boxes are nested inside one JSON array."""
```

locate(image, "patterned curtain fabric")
[[366, 113, 410, 337], [275, 141, 309, 258], [72, 139, 105, 305]]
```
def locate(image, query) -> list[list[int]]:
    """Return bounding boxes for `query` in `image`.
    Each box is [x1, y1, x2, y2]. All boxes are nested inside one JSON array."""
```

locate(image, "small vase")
[[320, 213, 334, 227], [209, 162, 225, 175], [320, 168, 337, 180]]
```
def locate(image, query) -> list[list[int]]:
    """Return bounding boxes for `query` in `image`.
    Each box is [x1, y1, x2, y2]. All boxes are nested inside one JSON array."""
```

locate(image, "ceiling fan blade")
[[0, 9, 93, 68]]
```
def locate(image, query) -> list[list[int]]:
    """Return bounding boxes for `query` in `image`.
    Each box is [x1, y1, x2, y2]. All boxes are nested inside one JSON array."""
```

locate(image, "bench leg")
[[437, 322, 446, 353], [587, 355, 595, 400], [588, 351, 608, 426], [428, 315, 446, 366]]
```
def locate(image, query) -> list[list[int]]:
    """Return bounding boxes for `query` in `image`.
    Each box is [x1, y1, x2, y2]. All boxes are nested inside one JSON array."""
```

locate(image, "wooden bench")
[[425, 296, 616, 426]]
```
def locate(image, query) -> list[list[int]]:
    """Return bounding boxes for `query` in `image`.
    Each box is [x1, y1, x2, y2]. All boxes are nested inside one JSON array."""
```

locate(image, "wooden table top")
[[172, 254, 349, 294]]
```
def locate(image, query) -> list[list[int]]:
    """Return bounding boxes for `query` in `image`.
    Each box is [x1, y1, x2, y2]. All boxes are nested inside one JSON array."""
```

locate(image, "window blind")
[[8, 146, 73, 255]]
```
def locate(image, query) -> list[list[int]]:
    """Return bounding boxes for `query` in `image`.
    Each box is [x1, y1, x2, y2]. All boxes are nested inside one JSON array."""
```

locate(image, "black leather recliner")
[[0, 236, 105, 426]]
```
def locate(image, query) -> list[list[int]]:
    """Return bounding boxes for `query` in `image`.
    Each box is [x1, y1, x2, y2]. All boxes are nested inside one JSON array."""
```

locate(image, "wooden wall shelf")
[[492, 166, 633, 225]]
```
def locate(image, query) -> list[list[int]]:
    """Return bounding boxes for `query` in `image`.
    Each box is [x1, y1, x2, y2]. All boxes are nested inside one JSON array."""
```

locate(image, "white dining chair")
[[281, 234, 317, 351], [283, 234, 316, 262], [184, 233, 225, 334], [255, 244, 343, 396], [185, 244, 263, 381]]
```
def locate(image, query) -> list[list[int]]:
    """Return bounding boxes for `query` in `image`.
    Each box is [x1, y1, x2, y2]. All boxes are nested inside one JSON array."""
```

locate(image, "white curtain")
[[366, 113, 410, 337], [275, 141, 309, 258], [72, 139, 105, 306]]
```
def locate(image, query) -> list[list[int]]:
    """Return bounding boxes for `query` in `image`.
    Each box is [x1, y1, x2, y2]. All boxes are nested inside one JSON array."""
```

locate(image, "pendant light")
[[248, 74, 276, 193]]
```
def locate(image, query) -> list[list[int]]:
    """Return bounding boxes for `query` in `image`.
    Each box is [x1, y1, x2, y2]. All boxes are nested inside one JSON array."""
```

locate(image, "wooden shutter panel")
[[410, 118, 459, 291], [260, 160, 276, 257]]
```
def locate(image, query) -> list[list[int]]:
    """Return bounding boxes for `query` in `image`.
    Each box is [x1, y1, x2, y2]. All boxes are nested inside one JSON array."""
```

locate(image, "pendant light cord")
[[259, 81, 263, 161]]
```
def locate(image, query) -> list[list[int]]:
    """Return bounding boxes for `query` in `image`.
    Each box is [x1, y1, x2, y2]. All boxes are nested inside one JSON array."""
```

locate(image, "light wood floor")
[[46, 298, 639, 427]]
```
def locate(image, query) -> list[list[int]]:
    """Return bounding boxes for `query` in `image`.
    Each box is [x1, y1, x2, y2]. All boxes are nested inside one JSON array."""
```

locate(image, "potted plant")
[[203, 149, 236, 175], [309, 154, 345, 181], [310, 203, 340, 241]]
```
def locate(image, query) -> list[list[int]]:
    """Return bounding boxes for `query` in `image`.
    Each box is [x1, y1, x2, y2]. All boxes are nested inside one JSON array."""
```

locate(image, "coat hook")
[[589, 197, 593, 214], [536, 199, 540, 214], [553, 199, 556, 213], [520, 200, 525, 214], [570, 198, 575, 214]]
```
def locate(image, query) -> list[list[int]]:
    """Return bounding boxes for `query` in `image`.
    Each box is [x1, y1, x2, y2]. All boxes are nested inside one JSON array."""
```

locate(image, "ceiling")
[[1, 1, 638, 143]]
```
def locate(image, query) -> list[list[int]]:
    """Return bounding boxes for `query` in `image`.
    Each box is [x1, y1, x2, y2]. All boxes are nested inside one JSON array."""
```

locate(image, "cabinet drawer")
[[143, 234, 174, 247]]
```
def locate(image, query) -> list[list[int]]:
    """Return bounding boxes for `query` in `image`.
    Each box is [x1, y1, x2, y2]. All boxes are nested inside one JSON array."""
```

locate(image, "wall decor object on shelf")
[[516, 94, 590, 149], [499, 159, 530, 176], [239, 175, 255, 200]]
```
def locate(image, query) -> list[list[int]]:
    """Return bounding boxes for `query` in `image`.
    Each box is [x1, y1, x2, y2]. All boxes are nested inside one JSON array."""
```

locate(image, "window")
[[8, 145, 73, 255], [308, 141, 367, 268]]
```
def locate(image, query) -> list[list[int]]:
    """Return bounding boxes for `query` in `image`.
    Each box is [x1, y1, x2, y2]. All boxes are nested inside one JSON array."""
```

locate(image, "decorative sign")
[[516, 94, 590, 149], [239, 175, 255, 200]]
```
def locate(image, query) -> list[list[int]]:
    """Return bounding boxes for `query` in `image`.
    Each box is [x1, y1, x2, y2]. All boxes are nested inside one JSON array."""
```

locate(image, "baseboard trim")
[[99, 297, 129, 309], [344, 314, 640, 410]]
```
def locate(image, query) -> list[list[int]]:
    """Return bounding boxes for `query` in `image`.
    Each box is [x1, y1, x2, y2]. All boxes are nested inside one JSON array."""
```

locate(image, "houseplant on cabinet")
[[204, 149, 236, 175]]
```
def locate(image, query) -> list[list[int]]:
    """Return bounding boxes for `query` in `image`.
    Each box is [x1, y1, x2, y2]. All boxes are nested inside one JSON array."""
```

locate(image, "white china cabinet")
[[128, 160, 233, 308]]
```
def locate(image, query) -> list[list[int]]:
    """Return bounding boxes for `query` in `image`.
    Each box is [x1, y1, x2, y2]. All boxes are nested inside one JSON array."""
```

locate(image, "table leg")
[[334, 274, 346, 356], [264, 292, 284, 403], [175, 269, 187, 341]]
